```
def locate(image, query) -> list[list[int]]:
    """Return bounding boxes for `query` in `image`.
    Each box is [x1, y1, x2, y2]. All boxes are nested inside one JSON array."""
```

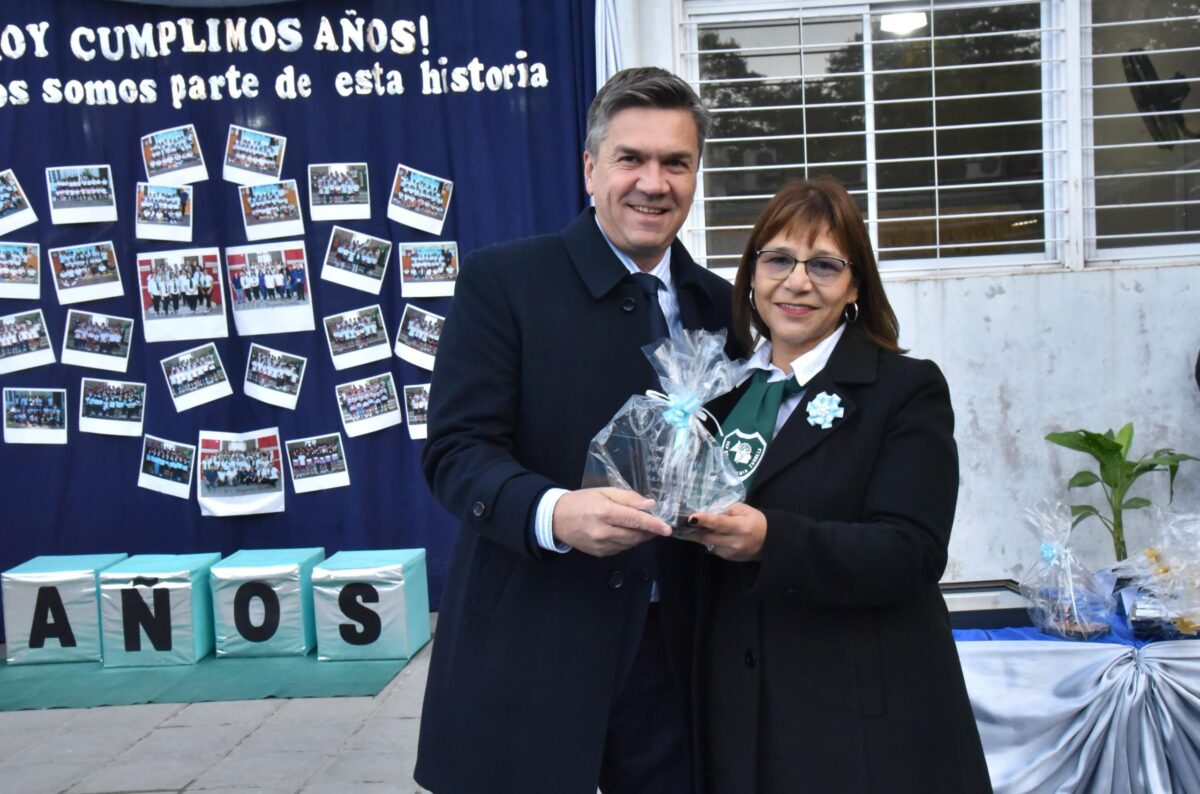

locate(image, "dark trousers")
[[599, 604, 693, 794]]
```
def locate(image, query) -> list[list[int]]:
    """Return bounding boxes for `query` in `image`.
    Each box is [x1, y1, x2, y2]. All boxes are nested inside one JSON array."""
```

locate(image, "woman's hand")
[[687, 503, 768, 562]]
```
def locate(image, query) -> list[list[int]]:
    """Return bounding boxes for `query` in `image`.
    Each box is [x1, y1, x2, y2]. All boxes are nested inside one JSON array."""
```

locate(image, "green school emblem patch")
[[722, 428, 766, 481]]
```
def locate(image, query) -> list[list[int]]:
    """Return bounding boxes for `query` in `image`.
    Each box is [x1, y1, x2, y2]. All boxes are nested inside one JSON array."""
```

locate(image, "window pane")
[[693, 0, 1050, 268], [1089, 0, 1200, 249]]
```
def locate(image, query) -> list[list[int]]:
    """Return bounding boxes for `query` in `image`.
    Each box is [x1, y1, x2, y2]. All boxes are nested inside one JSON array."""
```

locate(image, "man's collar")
[[594, 215, 672, 281]]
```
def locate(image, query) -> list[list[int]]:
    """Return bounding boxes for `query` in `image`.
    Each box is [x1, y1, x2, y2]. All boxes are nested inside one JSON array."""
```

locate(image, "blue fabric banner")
[[0, 0, 596, 637]]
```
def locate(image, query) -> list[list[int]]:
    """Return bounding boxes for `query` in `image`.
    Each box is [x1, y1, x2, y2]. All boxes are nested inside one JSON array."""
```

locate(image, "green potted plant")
[[1045, 423, 1197, 561]]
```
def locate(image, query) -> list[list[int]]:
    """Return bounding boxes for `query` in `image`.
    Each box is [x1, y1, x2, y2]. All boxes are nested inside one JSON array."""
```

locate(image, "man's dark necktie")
[[631, 272, 670, 342]]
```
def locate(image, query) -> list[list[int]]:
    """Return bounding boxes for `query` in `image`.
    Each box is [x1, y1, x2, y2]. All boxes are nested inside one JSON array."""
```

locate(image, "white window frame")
[[678, 0, 1200, 278]]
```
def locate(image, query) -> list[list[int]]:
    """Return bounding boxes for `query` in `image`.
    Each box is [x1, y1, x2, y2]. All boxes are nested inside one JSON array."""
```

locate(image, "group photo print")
[[3, 387, 67, 445], [335, 371, 401, 437], [239, 179, 304, 241], [402, 383, 430, 440], [135, 183, 194, 243], [45, 164, 118, 224], [285, 432, 350, 493], [398, 242, 458, 298], [78, 378, 146, 437], [196, 427, 285, 517], [0, 168, 37, 236], [141, 123, 208, 185], [388, 163, 453, 235], [0, 308, 54, 375], [223, 124, 286, 185], [308, 163, 370, 221], [137, 434, 196, 499], [322, 304, 390, 370], [224, 240, 314, 336], [159, 342, 232, 412], [137, 247, 227, 343], [321, 225, 392, 295], [47, 241, 124, 305], [393, 304, 443, 371], [0, 241, 39, 300], [61, 309, 134, 373], [243, 342, 307, 410]]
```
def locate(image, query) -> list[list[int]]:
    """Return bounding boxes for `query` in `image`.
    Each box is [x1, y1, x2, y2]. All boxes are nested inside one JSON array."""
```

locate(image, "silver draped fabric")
[[957, 640, 1200, 793]]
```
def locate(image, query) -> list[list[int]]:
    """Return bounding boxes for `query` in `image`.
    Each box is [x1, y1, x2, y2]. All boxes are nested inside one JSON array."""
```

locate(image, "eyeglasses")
[[755, 250, 851, 284]]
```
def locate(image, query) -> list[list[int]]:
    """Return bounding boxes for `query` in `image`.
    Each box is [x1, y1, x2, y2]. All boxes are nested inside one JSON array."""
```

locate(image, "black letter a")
[[28, 586, 77, 649]]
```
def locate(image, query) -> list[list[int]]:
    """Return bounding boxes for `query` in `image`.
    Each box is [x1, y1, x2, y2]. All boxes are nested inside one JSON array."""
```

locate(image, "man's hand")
[[552, 487, 672, 557]]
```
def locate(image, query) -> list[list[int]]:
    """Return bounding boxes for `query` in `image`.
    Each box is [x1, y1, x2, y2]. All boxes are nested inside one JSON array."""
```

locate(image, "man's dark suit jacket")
[[415, 209, 732, 794], [698, 327, 992, 794]]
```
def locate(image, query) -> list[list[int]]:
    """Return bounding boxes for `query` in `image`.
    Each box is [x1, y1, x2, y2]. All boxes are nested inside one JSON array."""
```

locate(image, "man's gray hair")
[[585, 67, 712, 159]]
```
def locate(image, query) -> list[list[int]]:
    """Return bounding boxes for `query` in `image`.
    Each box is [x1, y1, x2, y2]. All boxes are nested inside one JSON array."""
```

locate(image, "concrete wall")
[[613, 0, 1200, 581], [891, 264, 1200, 580]]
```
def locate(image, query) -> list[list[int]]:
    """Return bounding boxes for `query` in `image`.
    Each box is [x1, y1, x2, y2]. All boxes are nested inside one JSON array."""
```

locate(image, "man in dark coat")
[[415, 67, 732, 793]]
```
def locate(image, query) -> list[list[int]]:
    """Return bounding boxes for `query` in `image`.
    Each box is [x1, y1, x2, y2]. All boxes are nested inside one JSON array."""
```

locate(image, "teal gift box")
[[99, 553, 221, 667], [312, 549, 430, 661], [209, 547, 325, 657], [3, 553, 128, 665]]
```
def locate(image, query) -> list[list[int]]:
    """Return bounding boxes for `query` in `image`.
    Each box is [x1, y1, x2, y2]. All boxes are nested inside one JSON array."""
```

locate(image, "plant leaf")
[[1116, 423, 1134, 457], [1122, 497, 1152, 510], [1046, 430, 1123, 470], [1067, 470, 1101, 488], [1069, 504, 1101, 527]]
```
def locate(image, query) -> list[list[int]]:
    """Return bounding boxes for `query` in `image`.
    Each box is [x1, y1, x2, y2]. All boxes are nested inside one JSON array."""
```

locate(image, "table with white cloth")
[[954, 625, 1200, 794]]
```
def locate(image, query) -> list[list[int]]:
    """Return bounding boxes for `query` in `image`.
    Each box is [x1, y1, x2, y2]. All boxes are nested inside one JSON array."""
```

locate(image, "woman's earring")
[[748, 288, 757, 313], [844, 301, 859, 324]]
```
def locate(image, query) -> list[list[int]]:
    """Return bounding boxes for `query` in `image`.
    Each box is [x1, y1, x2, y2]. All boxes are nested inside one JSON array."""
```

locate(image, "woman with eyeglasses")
[[687, 178, 991, 793]]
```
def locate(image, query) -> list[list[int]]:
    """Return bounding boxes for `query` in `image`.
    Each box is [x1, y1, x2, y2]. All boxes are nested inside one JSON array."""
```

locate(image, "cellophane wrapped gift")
[[583, 329, 746, 533], [1018, 502, 1113, 640], [1125, 512, 1200, 640]]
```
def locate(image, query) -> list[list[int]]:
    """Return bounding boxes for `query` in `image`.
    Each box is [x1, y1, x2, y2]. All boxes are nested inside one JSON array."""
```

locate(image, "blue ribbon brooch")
[[805, 391, 844, 430]]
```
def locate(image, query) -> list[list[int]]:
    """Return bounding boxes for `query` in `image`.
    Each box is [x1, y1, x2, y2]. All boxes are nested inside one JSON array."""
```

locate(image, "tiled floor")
[[0, 639, 433, 794]]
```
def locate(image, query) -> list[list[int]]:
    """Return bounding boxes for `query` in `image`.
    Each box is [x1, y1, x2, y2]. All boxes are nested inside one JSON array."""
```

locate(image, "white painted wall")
[[612, 0, 1200, 582], [891, 264, 1200, 581]]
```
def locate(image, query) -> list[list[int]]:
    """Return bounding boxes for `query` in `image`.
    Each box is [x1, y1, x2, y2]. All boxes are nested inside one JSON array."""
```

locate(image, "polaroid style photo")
[[224, 240, 314, 336], [223, 125, 286, 186], [387, 163, 453, 235], [286, 432, 350, 493], [321, 226, 392, 295], [239, 180, 304, 241], [139, 435, 196, 499], [160, 342, 232, 412], [62, 309, 134, 373], [393, 304, 443, 371], [47, 241, 124, 305], [0, 169, 38, 237], [335, 372, 402, 437], [79, 378, 145, 437], [0, 308, 55, 375], [45, 165, 117, 224], [3, 388, 67, 445], [0, 242, 39, 300], [137, 247, 227, 343], [141, 124, 207, 185], [398, 241, 458, 298], [197, 427, 285, 517], [135, 183, 194, 242], [322, 304, 390, 370], [308, 163, 370, 222], [243, 343, 307, 410], [403, 383, 430, 440]]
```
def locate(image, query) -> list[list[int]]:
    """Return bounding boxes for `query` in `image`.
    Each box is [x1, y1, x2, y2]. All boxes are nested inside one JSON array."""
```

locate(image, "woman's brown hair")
[[731, 177, 905, 358]]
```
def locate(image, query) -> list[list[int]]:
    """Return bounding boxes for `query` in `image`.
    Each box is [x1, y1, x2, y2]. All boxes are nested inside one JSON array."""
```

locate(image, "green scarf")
[[719, 369, 805, 488]]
